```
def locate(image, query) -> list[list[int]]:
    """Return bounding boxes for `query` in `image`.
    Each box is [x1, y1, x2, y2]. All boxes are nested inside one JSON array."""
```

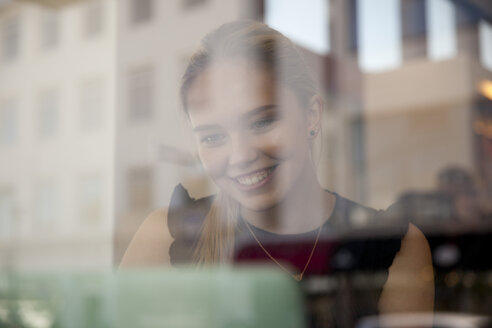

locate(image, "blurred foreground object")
[[16, 0, 84, 8], [357, 312, 492, 328], [0, 268, 306, 328]]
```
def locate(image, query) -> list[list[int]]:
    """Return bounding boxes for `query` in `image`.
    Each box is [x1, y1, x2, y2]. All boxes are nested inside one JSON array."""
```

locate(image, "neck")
[[240, 165, 335, 234]]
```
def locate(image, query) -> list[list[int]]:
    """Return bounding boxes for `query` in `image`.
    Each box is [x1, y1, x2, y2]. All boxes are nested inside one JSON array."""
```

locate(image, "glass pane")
[[1, 0, 491, 327]]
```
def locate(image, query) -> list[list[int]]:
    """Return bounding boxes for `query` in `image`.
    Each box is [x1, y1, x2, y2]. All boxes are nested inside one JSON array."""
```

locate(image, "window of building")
[[80, 78, 104, 131], [0, 187, 15, 239], [40, 9, 59, 50], [426, 0, 456, 60], [1, 15, 20, 62], [0, 98, 18, 146], [265, 0, 330, 55], [128, 66, 154, 121], [83, 0, 104, 37], [79, 174, 104, 224], [34, 180, 58, 229], [479, 20, 492, 71], [358, 0, 402, 72], [130, 0, 153, 25], [183, 0, 207, 10], [127, 166, 153, 211], [38, 89, 59, 138]]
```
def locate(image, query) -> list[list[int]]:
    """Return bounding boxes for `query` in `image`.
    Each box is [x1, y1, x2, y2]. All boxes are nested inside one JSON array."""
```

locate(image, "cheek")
[[198, 146, 229, 178], [260, 126, 308, 160]]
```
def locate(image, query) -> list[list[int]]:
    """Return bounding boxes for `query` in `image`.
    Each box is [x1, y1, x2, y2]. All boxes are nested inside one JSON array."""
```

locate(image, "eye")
[[200, 134, 227, 147], [251, 117, 276, 132]]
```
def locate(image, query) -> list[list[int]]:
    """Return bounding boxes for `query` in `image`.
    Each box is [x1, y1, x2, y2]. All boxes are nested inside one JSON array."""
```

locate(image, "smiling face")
[[186, 58, 316, 211]]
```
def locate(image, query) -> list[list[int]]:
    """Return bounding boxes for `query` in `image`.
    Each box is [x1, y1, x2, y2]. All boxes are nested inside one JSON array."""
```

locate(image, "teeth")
[[236, 168, 273, 186]]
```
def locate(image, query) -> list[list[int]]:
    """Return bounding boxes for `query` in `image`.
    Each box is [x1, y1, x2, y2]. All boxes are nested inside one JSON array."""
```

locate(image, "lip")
[[230, 165, 278, 191]]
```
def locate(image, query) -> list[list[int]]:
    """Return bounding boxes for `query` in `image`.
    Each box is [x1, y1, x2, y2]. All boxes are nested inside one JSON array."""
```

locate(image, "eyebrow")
[[192, 124, 222, 133], [241, 104, 277, 121], [192, 104, 277, 133]]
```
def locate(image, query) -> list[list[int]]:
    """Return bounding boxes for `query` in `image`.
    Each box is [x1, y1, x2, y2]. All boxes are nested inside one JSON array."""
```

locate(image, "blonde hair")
[[180, 20, 317, 265]]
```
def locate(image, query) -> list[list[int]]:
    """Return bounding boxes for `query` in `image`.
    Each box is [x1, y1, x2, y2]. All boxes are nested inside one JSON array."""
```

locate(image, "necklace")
[[244, 220, 322, 281]]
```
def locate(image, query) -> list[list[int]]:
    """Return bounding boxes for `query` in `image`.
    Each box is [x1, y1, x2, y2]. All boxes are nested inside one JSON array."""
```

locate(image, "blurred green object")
[[0, 267, 306, 328]]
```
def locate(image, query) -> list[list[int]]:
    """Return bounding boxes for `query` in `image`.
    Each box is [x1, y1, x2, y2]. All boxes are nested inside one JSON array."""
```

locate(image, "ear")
[[307, 95, 323, 138]]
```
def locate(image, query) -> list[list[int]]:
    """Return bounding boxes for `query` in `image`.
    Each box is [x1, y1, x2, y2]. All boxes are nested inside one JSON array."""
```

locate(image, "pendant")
[[293, 273, 303, 281]]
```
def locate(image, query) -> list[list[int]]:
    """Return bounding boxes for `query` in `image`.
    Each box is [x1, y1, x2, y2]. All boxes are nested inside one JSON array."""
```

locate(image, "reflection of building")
[[1, 0, 491, 268], [0, 0, 116, 269], [113, 0, 492, 261], [359, 0, 492, 209], [113, 0, 259, 263], [267, 0, 492, 209], [0, 0, 260, 267]]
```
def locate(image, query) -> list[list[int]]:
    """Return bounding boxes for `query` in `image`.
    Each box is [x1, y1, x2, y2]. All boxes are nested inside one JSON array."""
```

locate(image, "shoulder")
[[379, 223, 435, 313], [392, 223, 433, 279], [120, 184, 213, 268], [119, 208, 173, 268], [334, 196, 435, 313], [328, 193, 379, 228], [167, 184, 214, 265], [330, 193, 405, 230]]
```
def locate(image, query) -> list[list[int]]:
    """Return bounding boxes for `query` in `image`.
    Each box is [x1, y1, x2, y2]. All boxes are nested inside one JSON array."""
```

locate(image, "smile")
[[233, 166, 277, 190]]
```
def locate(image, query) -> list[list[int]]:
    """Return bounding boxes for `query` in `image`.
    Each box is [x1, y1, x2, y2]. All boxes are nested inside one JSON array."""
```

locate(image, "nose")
[[228, 133, 258, 168]]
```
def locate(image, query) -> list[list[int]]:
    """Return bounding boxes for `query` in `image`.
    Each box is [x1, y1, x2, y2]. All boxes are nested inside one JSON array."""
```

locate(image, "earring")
[[310, 129, 317, 137]]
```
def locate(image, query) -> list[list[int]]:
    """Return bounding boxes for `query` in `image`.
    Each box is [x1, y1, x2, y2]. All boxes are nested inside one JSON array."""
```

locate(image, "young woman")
[[121, 20, 434, 322]]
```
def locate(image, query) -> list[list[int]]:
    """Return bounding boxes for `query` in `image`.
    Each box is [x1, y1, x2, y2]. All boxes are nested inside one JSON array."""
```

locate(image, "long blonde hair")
[[180, 20, 317, 265]]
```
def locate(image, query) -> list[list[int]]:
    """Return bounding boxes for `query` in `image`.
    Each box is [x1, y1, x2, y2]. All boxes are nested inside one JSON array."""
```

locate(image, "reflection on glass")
[[80, 78, 104, 132], [83, 0, 104, 38], [127, 66, 154, 122], [0, 0, 491, 327], [38, 89, 59, 139], [0, 98, 18, 146], [40, 8, 59, 50], [358, 0, 402, 72], [1, 14, 20, 62], [33, 179, 58, 231], [427, 0, 456, 60]]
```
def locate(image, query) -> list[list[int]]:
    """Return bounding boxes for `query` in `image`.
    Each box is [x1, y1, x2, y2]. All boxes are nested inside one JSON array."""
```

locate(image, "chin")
[[234, 185, 288, 213], [239, 196, 278, 212]]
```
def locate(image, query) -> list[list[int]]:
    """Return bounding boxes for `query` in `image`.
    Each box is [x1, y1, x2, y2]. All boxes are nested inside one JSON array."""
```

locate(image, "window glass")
[[83, 0, 104, 37], [265, 0, 330, 54], [129, 0, 152, 25], [79, 174, 104, 224], [127, 66, 153, 122], [0, 1, 491, 327], [38, 89, 59, 138], [357, 0, 402, 72], [0, 188, 15, 239], [183, 0, 207, 10], [127, 166, 153, 211], [33, 180, 58, 229], [479, 20, 492, 71], [40, 9, 59, 50], [1, 15, 20, 62], [426, 0, 456, 60], [0, 99, 18, 146], [80, 78, 104, 131]]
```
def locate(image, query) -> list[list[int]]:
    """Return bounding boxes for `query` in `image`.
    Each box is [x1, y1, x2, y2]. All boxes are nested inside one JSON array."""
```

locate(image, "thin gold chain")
[[244, 220, 322, 281]]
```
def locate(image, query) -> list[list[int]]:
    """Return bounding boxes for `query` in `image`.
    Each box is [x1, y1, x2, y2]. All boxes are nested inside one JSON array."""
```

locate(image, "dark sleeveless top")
[[167, 184, 410, 327]]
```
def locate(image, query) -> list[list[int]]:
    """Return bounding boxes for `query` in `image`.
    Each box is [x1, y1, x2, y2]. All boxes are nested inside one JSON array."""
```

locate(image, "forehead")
[[186, 59, 277, 126]]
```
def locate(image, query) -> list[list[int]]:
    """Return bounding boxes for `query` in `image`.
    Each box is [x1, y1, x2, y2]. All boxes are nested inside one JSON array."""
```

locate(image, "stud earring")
[[310, 130, 317, 137]]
